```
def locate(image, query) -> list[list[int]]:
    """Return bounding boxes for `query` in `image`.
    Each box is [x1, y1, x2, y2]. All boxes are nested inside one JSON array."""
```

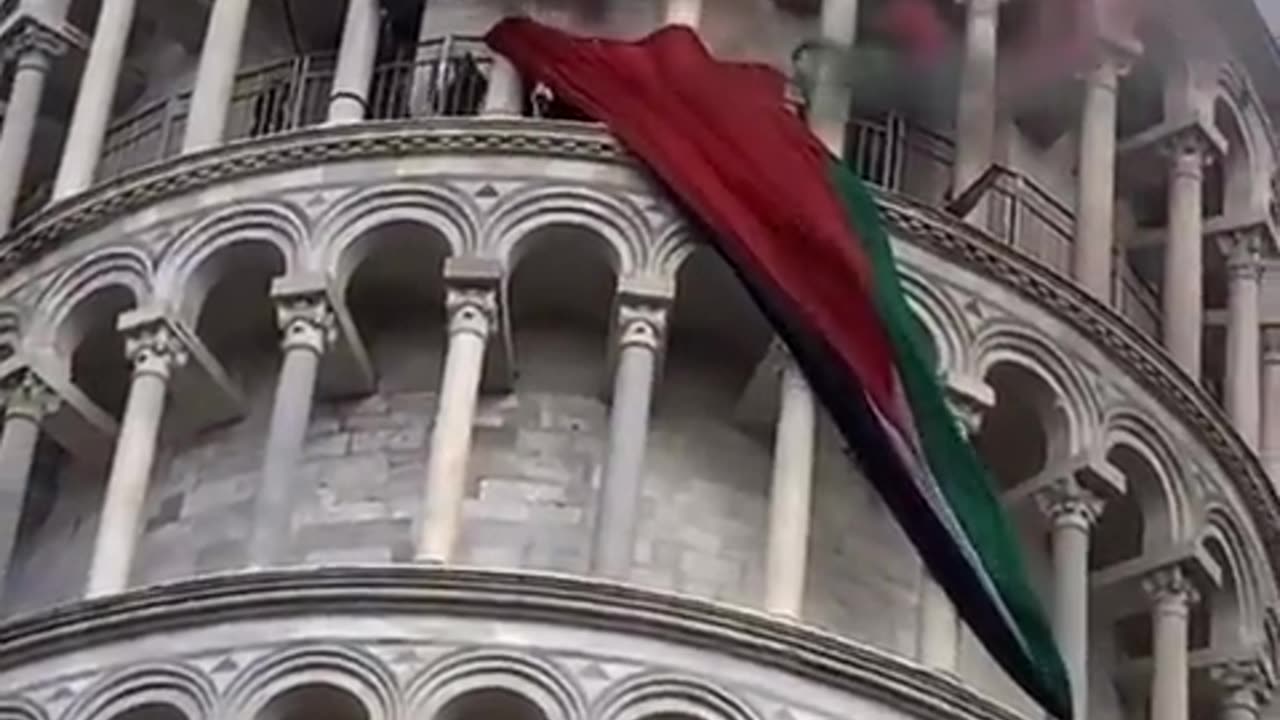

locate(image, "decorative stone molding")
[[275, 290, 337, 355], [1142, 566, 1203, 616], [122, 318, 189, 381], [405, 648, 587, 720], [0, 367, 58, 422], [445, 287, 498, 340], [0, 567, 1034, 720], [0, 17, 69, 66], [1034, 480, 1106, 532], [617, 304, 667, 352]]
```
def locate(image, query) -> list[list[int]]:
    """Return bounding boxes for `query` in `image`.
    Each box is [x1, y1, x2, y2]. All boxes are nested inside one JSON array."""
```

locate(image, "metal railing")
[[847, 113, 1163, 340], [96, 36, 494, 182]]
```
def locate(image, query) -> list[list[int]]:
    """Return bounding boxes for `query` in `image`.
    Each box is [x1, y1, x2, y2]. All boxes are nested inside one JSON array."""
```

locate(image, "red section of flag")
[[872, 0, 950, 65], [486, 17, 912, 445]]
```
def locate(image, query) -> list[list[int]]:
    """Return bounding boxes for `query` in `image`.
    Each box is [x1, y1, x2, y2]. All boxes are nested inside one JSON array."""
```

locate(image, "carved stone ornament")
[[123, 321, 189, 379], [1141, 566, 1202, 613], [1, 19, 69, 66], [444, 287, 498, 339], [276, 291, 337, 354], [0, 368, 59, 421], [1034, 480, 1105, 530], [617, 304, 667, 351]]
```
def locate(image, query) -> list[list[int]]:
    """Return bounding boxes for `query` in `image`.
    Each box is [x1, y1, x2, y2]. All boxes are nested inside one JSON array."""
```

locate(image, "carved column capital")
[[2, 19, 69, 68], [1034, 480, 1105, 531], [617, 304, 667, 352], [275, 291, 336, 354], [444, 286, 497, 340], [1142, 566, 1202, 617], [1161, 129, 1216, 178], [1216, 228, 1265, 282], [123, 321, 189, 380], [0, 368, 59, 422], [1210, 660, 1271, 713]]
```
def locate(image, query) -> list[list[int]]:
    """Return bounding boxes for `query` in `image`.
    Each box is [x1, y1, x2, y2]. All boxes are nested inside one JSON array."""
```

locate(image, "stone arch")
[[1099, 407, 1188, 559], [317, 183, 477, 288], [649, 221, 697, 279], [898, 269, 970, 377], [1216, 63, 1277, 216], [405, 649, 585, 720], [153, 201, 307, 326], [58, 662, 216, 720], [592, 674, 760, 720], [0, 696, 48, 720], [1200, 503, 1266, 647], [33, 245, 152, 355], [973, 320, 1099, 457], [487, 185, 647, 275], [1210, 95, 1254, 218], [222, 644, 399, 720]]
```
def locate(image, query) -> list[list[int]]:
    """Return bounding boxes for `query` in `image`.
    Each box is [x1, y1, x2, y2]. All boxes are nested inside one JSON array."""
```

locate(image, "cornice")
[[0, 119, 1274, 595], [0, 566, 1024, 720]]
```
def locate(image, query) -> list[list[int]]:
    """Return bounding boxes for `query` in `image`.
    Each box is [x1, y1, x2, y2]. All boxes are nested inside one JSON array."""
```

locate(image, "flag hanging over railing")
[[486, 17, 1074, 719]]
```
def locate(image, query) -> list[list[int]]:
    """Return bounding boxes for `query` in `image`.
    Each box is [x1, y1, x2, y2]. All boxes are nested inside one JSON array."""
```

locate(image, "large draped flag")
[[484, 16, 1072, 720]]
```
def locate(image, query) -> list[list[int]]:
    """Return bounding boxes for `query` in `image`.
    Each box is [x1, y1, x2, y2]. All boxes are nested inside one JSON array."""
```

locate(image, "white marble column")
[[764, 359, 816, 617], [1143, 567, 1200, 720], [917, 384, 991, 670], [1037, 482, 1104, 720], [85, 321, 187, 598], [0, 24, 66, 232], [328, 0, 381, 124], [806, 0, 859, 154], [52, 0, 138, 199], [0, 371, 59, 583], [1211, 662, 1268, 720], [664, 0, 702, 27], [1072, 52, 1122, 301], [482, 55, 524, 117], [590, 304, 666, 580], [249, 292, 335, 567], [952, 0, 1000, 208], [183, 0, 253, 151], [1261, 327, 1280, 482], [1161, 134, 1210, 379], [417, 287, 496, 563], [1221, 231, 1262, 449]]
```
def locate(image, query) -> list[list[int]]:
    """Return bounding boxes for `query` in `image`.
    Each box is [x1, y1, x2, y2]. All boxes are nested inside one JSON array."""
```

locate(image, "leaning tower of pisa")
[[1, 1, 1280, 719]]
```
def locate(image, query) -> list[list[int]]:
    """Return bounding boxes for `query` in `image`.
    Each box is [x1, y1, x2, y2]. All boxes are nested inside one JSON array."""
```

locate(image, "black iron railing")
[[96, 36, 494, 182], [847, 113, 1162, 339]]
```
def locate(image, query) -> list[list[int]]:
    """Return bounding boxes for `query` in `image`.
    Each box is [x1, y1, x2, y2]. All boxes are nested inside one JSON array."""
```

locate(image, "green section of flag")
[[827, 159, 1073, 719]]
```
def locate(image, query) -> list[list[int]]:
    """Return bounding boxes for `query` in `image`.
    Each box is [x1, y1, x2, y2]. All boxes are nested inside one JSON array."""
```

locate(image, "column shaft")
[[481, 55, 523, 116], [591, 307, 663, 579], [952, 0, 1000, 197], [249, 295, 332, 566], [1072, 56, 1120, 301], [85, 357, 176, 598], [53, 0, 138, 199], [0, 411, 41, 582], [764, 361, 816, 616], [0, 48, 54, 232], [418, 290, 493, 562], [328, 0, 381, 124], [1162, 143, 1206, 379], [183, 0, 253, 151], [1224, 239, 1262, 448], [1145, 571, 1197, 720], [665, 0, 703, 27], [807, 0, 858, 154], [1048, 501, 1098, 720], [1261, 329, 1280, 482]]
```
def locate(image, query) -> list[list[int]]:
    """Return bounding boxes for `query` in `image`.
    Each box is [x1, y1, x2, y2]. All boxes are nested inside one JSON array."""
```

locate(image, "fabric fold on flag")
[[485, 18, 1073, 719]]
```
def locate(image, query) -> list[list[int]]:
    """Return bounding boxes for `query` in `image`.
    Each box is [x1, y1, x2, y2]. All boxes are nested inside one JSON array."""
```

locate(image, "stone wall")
[[1, 321, 930, 664]]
